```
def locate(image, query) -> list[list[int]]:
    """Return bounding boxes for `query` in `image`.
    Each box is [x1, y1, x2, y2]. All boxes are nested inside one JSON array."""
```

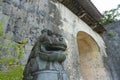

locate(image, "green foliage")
[[21, 39, 27, 44], [108, 30, 114, 37], [0, 23, 26, 80], [99, 4, 120, 25], [0, 65, 23, 80], [0, 23, 4, 36]]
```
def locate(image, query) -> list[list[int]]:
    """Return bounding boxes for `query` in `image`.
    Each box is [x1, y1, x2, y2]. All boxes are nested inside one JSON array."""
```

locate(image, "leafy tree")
[[99, 4, 120, 25]]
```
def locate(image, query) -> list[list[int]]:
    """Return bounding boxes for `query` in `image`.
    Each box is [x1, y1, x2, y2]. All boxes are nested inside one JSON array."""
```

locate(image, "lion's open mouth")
[[45, 45, 67, 51]]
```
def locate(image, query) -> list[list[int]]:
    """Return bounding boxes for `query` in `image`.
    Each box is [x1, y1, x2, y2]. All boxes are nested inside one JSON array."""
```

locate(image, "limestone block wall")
[[104, 21, 120, 80], [0, 0, 110, 80], [0, 0, 50, 63]]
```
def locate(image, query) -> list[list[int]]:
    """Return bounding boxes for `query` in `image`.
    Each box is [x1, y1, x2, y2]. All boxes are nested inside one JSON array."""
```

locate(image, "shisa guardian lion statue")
[[23, 29, 69, 80]]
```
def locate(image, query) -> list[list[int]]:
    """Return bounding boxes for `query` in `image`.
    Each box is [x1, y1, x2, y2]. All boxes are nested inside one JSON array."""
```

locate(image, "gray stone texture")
[[0, 0, 50, 65], [0, 0, 109, 80], [104, 21, 120, 80], [0, 0, 81, 79]]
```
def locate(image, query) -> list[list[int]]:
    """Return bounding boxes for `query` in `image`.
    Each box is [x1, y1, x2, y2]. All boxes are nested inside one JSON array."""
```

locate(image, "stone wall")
[[104, 21, 120, 80], [0, 0, 51, 64], [0, 0, 109, 80]]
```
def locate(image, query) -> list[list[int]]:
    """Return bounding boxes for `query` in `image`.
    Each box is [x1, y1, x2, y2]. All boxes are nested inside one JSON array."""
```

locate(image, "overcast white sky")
[[91, 0, 120, 14]]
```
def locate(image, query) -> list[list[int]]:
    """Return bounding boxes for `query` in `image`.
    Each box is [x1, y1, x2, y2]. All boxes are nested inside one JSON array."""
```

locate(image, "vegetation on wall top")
[[99, 4, 120, 25]]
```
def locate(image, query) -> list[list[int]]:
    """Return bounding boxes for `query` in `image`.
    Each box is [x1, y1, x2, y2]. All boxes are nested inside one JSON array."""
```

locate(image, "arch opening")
[[77, 31, 107, 80]]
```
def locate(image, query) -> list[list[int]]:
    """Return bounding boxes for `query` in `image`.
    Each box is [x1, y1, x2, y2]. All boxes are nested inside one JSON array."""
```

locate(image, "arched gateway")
[[77, 31, 108, 80]]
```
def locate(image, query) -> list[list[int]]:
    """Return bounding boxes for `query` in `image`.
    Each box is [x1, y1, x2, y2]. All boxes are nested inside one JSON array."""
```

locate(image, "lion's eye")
[[59, 38, 63, 41]]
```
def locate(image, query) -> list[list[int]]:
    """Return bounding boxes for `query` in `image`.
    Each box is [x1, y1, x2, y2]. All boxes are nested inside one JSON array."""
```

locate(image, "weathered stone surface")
[[104, 21, 120, 80], [0, 13, 10, 33], [0, 0, 109, 80]]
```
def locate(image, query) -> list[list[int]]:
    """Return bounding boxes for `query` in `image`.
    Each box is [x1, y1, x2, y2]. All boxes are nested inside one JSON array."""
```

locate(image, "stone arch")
[[77, 31, 108, 80]]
